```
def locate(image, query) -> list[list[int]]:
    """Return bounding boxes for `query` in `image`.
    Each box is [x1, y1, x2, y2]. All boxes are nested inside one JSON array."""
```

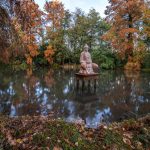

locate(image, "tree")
[[103, 0, 146, 62], [143, 0, 150, 49], [12, 0, 43, 65], [0, 0, 20, 63], [44, 0, 65, 64], [0, 6, 12, 63], [87, 9, 110, 49], [64, 8, 110, 63]]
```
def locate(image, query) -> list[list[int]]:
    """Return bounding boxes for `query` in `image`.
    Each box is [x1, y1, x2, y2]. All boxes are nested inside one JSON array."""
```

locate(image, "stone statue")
[[79, 44, 98, 74]]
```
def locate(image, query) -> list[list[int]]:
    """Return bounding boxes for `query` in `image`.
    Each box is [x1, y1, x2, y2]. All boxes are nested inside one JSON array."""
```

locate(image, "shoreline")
[[0, 114, 149, 150]]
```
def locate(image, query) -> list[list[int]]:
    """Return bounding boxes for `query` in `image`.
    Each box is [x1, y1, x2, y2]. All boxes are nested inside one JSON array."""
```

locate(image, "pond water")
[[0, 67, 150, 128]]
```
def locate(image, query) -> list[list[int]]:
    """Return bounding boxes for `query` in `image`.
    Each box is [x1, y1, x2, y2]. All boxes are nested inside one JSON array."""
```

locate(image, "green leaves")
[[91, 47, 116, 69]]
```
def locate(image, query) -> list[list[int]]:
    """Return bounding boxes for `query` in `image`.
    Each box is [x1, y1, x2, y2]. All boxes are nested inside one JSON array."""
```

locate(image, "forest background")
[[0, 0, 150, 70]]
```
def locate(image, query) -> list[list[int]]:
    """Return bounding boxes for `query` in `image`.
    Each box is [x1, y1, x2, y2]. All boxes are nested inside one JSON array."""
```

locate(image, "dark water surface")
[[0, 67, 150, 127]]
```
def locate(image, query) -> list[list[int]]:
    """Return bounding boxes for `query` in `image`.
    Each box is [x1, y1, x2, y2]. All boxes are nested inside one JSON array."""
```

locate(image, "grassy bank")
[[0, 115, 150, 150]]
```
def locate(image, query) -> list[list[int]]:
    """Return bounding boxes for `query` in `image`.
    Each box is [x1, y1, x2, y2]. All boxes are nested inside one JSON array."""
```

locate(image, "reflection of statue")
[[79, 44, 98, 74]]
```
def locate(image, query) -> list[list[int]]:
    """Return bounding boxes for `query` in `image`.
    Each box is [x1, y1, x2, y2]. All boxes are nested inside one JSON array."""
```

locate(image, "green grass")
[[0, 115, 149, 150]]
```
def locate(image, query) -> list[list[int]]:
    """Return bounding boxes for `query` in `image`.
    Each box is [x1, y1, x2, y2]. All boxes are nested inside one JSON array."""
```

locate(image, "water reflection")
[[0, 67, 150, 128]]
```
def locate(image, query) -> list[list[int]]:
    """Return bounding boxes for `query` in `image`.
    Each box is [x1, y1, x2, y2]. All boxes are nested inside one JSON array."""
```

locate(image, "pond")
[[0, 66, 150, 128]]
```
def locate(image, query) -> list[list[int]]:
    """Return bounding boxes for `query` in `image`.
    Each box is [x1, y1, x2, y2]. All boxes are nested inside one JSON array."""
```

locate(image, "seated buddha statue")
[[79, 44, 98, 74]]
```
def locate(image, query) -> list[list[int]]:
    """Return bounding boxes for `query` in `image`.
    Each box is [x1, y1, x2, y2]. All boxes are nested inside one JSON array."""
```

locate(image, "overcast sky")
[[35, 0, 109, 18]]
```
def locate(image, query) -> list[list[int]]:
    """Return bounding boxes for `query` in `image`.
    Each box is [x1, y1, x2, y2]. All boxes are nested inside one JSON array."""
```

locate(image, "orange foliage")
[[44, 0, 65, 34], [143, 1, 150, 37], [103, 0, 146, 60], [118, 28, 138, 38], [44, 0, 65, 29], [27, 44, 39, 57], [26, 56, 33, 65], [44, 45, 54, 63], [12, 0, 43, 65], [44, 0, 65, 57]]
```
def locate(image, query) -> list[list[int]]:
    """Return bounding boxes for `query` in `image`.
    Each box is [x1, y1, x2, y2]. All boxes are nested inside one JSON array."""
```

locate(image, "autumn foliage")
[[0, 0, 150, 69], [12, 0, 43, 65], [44, 0, 64, 30], [103, 0, 150, 69], [44, 45, 55, 64], [44, 0, 65, 58], [143, 0, 150, 40], [0, 114, 149, 149]]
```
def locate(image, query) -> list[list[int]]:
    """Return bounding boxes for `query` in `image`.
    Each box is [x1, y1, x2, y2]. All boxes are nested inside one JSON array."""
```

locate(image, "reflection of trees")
[[0, 68, 76, 117], [97, 70, 150, 122], [46, 69, 75, 115], [0, 66, 15, 115], [44, 70, 55, 88], [0, 68, 149, 127], [0, 68, 53, 116]]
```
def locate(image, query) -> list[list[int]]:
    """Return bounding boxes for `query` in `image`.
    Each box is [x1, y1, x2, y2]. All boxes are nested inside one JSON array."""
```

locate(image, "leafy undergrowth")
[[0, 115, 149, 150]]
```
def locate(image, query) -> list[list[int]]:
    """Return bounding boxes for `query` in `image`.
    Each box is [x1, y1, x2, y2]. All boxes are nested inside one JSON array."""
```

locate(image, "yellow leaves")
[[124, 61, 141, 71], [16, 138, 23, 144]]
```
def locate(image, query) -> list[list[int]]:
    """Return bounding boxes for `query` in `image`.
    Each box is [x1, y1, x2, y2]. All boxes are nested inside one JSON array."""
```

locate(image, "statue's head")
[[83, 44, 89, 52]]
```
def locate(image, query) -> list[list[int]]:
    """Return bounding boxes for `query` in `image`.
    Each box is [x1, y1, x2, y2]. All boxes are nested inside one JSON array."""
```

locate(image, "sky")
[[35, 0, 109, 18]]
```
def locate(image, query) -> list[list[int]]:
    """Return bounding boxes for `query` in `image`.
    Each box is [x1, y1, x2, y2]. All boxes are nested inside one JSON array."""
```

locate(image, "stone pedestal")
[[75, 73, 99, 92]]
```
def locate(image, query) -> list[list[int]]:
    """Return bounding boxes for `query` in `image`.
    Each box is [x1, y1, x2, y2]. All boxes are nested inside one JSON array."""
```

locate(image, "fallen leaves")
[[53, 146, 63, 150], [123, 132, 133, 139], [0, 114, 149, 150], [123, 137, 131, 145]]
